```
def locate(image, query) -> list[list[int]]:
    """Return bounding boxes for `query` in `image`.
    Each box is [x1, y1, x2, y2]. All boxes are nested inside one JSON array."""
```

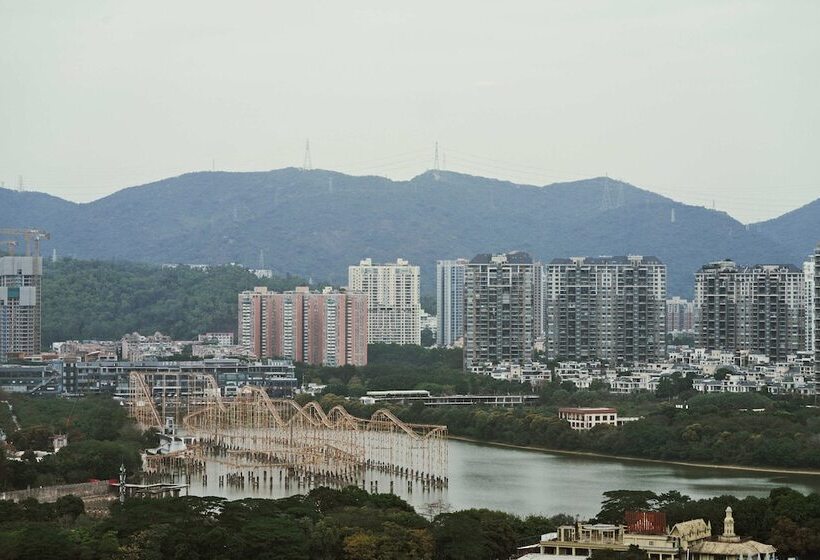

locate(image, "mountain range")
[[1, 168, 817, 297]]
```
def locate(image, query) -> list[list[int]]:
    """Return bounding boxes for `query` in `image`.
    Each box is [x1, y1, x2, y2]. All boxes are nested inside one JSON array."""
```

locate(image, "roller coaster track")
[[128, 371, 448, 478]]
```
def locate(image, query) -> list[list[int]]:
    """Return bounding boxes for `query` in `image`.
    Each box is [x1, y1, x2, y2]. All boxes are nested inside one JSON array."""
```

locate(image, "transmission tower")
[[600, 177, 615, 211], [433, 141, 440, 171], [302, 140, 312, 170], [615, 183, 625, 208]]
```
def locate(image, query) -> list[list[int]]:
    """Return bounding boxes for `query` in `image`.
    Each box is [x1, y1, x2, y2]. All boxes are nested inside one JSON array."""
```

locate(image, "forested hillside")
[[41, 259, 306, 344]]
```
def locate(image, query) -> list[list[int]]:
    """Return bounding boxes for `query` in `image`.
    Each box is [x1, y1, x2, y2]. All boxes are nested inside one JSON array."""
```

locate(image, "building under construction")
[[0, 228, 49, 361], [128, 372, 448, 492]]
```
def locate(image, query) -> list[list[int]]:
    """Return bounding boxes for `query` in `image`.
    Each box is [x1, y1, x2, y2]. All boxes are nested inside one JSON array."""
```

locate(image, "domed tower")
[[719, 506, 740, 543]]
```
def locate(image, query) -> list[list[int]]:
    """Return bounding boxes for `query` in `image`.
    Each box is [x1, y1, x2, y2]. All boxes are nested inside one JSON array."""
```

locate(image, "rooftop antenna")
[[302, 139, 312, 171]]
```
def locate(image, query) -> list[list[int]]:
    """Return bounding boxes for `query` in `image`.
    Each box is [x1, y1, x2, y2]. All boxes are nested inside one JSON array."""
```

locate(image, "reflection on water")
[[174, 439, 820, 518]]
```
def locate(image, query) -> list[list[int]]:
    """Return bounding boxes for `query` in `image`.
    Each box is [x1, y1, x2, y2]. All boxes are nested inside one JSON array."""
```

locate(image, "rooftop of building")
[[698, 260, 802, 273], [470, 251, 533, 264], [549, 255, 664, 265], [558, 407, 617, 414]]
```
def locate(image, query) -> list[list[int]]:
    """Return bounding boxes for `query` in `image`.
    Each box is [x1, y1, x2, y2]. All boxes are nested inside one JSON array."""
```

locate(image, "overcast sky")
[[1, 1, 818, 222]]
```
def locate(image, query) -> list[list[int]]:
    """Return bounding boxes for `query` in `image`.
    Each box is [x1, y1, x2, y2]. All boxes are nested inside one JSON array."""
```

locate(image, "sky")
[[1, 1, 818, 223]]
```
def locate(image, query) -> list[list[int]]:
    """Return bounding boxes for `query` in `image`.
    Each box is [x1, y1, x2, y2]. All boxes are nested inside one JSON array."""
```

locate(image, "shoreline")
[[449, 435, 820, 477]]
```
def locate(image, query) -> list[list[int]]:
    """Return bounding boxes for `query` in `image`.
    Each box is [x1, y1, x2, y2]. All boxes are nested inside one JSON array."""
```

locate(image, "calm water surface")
[[178, 439, 820, 518]]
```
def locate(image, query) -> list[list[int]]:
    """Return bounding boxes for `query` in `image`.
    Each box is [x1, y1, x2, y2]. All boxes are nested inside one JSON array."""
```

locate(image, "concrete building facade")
[[463, 252, 543, 372], [545, 256, 667, 363], [238, 286, 367, 366], [666, 296, 695, 334], [804, 257, 815, 355], [348, 258, 420, 346], [815, 244, 820, 376], [436, 258, 468, 347], [0, 256, 43, 361], [694, 260, 805, 361]]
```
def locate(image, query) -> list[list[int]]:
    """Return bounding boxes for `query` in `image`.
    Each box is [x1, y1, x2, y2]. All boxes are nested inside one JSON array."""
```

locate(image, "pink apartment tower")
[[238, 286, 367, 366]]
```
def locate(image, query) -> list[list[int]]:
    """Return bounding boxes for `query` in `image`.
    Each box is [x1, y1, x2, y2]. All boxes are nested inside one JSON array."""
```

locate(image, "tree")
[[595, 491, 659, 524], [713, 367, 733, 381]]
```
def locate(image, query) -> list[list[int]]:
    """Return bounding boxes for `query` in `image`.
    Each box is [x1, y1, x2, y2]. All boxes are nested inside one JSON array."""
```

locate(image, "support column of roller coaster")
[[128, 372, 448, 483]]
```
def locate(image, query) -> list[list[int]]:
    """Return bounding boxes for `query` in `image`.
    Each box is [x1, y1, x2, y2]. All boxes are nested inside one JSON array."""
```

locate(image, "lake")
[[174, 439, 820, 518]]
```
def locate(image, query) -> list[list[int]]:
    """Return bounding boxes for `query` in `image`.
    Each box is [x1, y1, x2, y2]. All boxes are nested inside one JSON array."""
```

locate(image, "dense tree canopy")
[[0, 487, 817, 559], [0, 488, 571, 560], [0, 395, 149, 491], [41, 258, 306, 344]]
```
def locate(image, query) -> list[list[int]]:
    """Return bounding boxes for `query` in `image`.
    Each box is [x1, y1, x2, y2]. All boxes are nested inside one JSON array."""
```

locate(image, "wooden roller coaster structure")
[[128, 372, 448, 481]]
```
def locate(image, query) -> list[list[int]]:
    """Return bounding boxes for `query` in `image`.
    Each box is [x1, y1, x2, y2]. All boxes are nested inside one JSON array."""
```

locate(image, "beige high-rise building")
[[695, 260, 805, 361], [237, 286, 367, 366], [348, 258, 420, 345], [814, 243, 819, 375], [804, 256, 815, 355], [463, 252, 543, 371], [545, 256, 667, 363], [0, 255, 43, 361]]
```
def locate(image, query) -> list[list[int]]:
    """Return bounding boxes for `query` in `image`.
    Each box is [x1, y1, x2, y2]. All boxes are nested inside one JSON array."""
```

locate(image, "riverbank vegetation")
[[1, 486, 817, 559], [394, 391, 820, 470], [0, 395, 148, 491]]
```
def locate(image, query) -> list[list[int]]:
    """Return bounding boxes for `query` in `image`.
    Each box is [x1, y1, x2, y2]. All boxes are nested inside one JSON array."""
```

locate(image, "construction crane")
[[0, 240, 17, 256], [0, 228, 50, 257]]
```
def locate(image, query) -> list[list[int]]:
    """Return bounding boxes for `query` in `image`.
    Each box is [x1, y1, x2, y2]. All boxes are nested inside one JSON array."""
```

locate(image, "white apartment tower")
[[545, 256, 667, 363], [0, 255, 43, 360], [348, 258, 420, 345], [436, 259, 468, 347]]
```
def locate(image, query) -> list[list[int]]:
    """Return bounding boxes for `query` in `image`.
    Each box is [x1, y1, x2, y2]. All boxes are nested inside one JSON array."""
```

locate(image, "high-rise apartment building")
[[666, 297, 695, 334], [814, 243, 819, 374], [804, 257, 815, 355], [0, 256, 43, 361], [436, 259, 468, 347], [348, 258, 420, 345], [545, 256, 667, 363], [237, 286, 367, 366], [694, 260, 805, 361], [463, 252, 542, 372]]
